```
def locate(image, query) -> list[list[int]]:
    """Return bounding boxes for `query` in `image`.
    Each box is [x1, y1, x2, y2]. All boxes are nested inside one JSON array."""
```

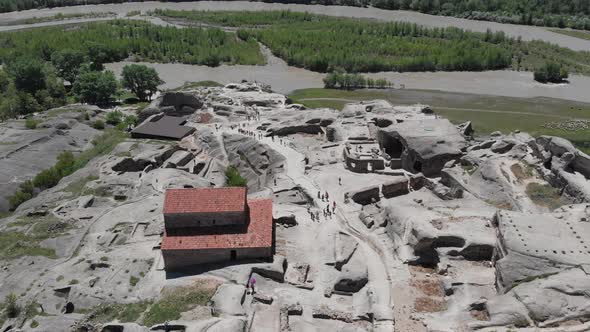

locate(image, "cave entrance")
[[381, 135, 404, 158], [413, 160, 423, 173]]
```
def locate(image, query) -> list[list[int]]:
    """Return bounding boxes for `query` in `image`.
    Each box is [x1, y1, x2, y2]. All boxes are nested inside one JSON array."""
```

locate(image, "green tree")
[[5, 293, 21, 318], [9, 180, 34, 211], [5, 58, 46, 94], [0, 69, 10, 94], [73, 71, 118, 105], [105, 110, 123, 125], [86, 42, 115, 71], [51, 49, 86, 83], [534, 62, 569, 83], [17, 93, 43, 115], [225, 166, 247, 187], [121, 64, 163, 101]]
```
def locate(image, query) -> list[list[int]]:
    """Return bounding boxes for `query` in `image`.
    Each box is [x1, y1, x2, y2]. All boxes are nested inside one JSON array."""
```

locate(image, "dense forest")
[[0, 19, 262, 121], [155, 10, 512, 73], [156, 10, 590, 75], [3, 0, 590, 31], [241, 20, 512, 72], [0, 20, 263, 66]]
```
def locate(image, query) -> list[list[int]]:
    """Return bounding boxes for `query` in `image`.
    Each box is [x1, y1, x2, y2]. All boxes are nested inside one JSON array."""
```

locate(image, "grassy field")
[[549, 28, 590, 41], [289, 88, 590, 153]]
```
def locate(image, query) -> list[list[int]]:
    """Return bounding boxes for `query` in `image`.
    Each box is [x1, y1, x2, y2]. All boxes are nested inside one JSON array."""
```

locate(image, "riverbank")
[[105, 61, 590, 104]]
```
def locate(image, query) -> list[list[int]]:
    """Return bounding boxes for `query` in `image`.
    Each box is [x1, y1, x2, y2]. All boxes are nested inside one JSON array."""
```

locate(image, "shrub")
[[5, 293, 20, 318], [225, 166, 247, 187], [105, 110, 123, 126], [92, 120, 105, 130], [130, 276, 140, 287], [8, 181, 34, 210], [7, 130, 126, 210], [142, 282, 219, 326], [323, 72, 392, 90], [534, 62, 569, 83], [124, 115, 138, 127], [25, 117, 38, 129], [526, 183, 566, 210]]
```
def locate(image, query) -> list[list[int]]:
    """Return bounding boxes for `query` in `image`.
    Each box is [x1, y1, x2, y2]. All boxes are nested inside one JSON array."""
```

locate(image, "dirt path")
[[225, 123, 398, 330]]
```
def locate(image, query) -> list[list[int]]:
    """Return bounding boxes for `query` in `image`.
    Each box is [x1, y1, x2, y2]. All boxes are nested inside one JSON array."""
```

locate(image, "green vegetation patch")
[[80, 281, 218, 326], [63, 175, 99, 197], [3, 0, 590, 32], [1, 12, 116, 26], [0, 232, 57, 259], [526, 183, 568, 210], [125, 10, 141, 17], [45, 107, 83, 118], [8, 129, 126, 210], [155, 10, 590, 75], [84, 301, 152, 325], [129, 276, 140, 287], [241, 13, 512, 73], [142, 282, 219, 326], [152, 9, 320, 27], [549, 28, 590, 41], [225, 166, 247, 187], [0, 20, 264, 67], [461, 165, 478, 175], [25, 118, 39, 129], [0, 214, 71, 259]]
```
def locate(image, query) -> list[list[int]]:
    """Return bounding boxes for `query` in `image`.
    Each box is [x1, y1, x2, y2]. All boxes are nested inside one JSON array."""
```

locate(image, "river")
[[1, 1, 590, 51], [105, 53, 590, 103]]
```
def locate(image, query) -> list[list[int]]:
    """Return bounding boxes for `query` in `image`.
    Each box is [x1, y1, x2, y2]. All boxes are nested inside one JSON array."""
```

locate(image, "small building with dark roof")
[[131, 115, 195, 140], [161, 187, 274, 270]]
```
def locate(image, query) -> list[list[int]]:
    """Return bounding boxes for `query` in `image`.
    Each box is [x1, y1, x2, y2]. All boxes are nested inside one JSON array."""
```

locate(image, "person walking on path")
[[325, 191, 329, 201], [339, 177, 342, 186], [333, 201, 337, 213], [249, 277, 257, 294]]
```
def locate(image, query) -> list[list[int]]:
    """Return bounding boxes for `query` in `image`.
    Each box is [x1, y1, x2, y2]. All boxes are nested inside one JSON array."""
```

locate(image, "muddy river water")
[[105, 54, 590, 103]]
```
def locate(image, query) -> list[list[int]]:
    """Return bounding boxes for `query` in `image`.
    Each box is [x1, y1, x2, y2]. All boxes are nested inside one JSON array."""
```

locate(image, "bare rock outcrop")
[[211, 284, 247, 316], [333, 246, 368, 294]]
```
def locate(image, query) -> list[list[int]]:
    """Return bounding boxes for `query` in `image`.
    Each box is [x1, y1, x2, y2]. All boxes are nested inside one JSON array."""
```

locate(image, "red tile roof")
[[163, 187, 247, 215], [161, 199, 273, 250]]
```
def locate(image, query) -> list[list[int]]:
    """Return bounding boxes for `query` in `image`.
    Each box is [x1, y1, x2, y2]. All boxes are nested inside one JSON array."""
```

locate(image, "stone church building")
[[161, 187, 274, 270]]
